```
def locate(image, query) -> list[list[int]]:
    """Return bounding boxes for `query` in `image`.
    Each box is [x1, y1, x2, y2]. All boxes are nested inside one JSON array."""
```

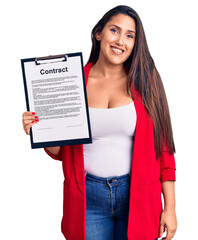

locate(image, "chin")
[[107, 57, 126, 66]]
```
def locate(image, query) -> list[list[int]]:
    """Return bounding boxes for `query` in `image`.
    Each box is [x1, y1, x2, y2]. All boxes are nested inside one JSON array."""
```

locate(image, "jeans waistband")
[[85, 171, 131, 184]]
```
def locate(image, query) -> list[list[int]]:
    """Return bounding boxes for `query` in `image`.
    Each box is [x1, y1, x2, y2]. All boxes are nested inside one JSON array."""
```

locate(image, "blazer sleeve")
[[160, 143, 176, 181], [44, 147, 62, 161]]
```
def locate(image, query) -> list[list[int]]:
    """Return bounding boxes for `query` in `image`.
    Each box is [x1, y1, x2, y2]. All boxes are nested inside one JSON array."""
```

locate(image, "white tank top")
[[83, 101, 137, 177]]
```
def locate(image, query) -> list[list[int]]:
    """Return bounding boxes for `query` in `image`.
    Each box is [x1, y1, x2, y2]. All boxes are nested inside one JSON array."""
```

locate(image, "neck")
[[92, 57, 126, 80]]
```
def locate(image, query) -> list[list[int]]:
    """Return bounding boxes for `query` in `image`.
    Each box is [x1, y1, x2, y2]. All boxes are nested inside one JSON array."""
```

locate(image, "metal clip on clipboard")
[[35, 54, 68, 65]]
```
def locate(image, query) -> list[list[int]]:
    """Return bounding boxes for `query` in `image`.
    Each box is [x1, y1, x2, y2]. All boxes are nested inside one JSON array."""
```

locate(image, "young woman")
[[22, 5, 177, 240]]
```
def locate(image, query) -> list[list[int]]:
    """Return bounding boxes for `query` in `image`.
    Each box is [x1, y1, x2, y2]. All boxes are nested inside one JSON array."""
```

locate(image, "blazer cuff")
[[160, 168, 176, 181], [44, 147, 62, 161]]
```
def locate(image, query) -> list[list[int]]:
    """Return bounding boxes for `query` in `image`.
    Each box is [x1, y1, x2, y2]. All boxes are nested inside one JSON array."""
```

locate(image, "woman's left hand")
[[159, 208, 177, 240]]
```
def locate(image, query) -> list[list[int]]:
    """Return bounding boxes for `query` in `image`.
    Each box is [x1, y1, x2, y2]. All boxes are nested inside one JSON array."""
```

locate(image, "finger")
[[22, 111, 36, 117], [24, 120, 39, 135], [23, 116, 39, 125], [159, 222, 165, 239], [23, 118, 39, 127], [165, 227, 175, 240], [22, 111, 37, 122], [23, 115, 38, 120], [22, 111, 39, 127]]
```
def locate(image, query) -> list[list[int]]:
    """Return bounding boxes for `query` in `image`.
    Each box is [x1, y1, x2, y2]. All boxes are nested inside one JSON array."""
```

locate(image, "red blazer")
[[44, 61, 176, 240]]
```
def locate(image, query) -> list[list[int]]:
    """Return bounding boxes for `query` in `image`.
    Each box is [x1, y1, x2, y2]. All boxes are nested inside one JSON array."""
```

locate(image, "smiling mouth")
[[110, 46, 124, 54]]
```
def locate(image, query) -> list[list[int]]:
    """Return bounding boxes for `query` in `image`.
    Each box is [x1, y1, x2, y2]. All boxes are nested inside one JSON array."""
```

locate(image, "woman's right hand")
[[22, 111, 39, 135]]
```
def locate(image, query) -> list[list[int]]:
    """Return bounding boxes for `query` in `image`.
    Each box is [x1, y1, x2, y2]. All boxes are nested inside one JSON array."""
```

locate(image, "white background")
[[0, 0, 197, 239]]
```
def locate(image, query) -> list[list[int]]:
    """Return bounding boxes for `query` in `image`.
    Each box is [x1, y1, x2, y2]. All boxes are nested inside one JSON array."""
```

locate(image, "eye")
[[110, 28, 118, 34], [127, 34, 134, 39]]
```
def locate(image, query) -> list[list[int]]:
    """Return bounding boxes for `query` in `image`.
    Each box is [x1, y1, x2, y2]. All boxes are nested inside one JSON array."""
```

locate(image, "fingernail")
[[32, 121, 35, 123], [158, 234, 161, 238], [35, 119, 39, 122], [32, 112, 36, 115], [35, 116, 39, 119]]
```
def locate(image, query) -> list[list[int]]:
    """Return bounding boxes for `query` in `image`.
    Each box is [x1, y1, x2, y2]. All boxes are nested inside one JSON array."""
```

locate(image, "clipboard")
[[21, 52, 92, 149]]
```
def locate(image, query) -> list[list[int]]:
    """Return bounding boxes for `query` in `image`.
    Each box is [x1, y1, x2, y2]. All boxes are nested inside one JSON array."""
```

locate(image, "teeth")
[[112, 47, 122, 53]]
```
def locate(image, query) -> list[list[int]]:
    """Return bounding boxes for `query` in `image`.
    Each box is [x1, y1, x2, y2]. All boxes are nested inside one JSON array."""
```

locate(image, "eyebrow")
[[108, 24, 136, 34]]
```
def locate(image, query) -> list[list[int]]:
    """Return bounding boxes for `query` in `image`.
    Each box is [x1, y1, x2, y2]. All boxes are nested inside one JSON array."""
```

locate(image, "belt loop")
[[85, 171, 88, 178]]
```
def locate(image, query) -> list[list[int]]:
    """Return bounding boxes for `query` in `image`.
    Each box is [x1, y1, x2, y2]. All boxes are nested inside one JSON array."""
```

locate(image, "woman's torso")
[[83, 66, 136, 177], [86, 67, 133, 108]]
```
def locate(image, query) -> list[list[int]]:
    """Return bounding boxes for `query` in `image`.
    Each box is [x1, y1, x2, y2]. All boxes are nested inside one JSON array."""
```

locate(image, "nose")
[[115, 33, 124, 46]]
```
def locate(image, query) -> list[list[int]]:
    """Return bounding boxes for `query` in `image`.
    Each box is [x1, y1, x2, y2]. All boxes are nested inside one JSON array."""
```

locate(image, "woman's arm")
[[159, 143, 177, 239], [45, 146, 60, 156], [22, 111, 62, 161], [44, 146, 62, 161], [159, 181, 177, 240], [161, 181, 176, 210]]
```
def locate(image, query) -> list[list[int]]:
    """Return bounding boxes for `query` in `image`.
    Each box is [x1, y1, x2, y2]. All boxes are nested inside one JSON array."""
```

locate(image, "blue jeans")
[[85, 171, 159, 240]]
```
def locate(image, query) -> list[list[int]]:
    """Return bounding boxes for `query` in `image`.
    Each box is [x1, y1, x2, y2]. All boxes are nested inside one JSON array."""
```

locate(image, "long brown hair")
[[86, 5, 176, 160]]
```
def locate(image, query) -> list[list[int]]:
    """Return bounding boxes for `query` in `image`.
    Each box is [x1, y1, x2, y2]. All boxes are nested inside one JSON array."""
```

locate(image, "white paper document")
[[21, 53, 92, 148]]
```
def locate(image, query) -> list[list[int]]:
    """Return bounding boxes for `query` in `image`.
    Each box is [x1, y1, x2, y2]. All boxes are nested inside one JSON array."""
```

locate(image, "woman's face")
[[96, 13, 136, 65]]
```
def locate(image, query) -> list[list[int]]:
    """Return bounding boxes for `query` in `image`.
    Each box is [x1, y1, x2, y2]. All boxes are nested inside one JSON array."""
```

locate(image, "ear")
[[95, 31, 101, 41]]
